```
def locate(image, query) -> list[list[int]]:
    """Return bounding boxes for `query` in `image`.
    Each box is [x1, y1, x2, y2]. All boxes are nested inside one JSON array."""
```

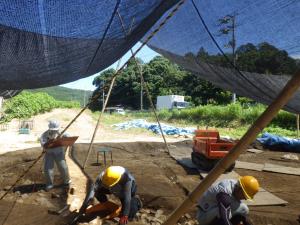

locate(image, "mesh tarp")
[[147, 0, 300, 113], [1, 0, 300, 113], [0, 0, 179, 90]]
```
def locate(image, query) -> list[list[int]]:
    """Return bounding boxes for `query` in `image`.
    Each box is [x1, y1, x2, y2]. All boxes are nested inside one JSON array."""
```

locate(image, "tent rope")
[[117, 10, 171, 154], [86, 0, 121, 73]]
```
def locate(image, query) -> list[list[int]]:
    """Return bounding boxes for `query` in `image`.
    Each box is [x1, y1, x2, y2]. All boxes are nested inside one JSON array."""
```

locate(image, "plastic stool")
[[96, 147, 113, 167]]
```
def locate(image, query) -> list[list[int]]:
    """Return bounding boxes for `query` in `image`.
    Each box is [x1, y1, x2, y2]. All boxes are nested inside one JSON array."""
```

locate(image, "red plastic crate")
[[193, 130, 235, 159]]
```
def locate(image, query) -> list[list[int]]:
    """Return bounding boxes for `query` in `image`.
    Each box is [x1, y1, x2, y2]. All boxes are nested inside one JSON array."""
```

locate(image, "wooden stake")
[[163, 71, 300, 225]]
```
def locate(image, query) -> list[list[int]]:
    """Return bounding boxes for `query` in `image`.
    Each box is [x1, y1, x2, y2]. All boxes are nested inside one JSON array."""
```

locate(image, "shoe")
[[62, 180, 72, 189], [64, 180, 72, 185], [45, 184, 54, 191], [135, 195, 143, 210]]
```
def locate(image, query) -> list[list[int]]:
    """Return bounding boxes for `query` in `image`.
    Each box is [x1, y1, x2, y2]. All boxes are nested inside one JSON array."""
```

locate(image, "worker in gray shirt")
[[40, 120, 71, 191], [197, 176, 259, 225], [79, 166, 142, 225]]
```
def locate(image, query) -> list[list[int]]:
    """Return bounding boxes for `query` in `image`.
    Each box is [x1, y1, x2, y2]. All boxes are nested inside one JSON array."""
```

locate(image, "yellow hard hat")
[[239, 176, 259, 200], [101, 166, 125, 187]]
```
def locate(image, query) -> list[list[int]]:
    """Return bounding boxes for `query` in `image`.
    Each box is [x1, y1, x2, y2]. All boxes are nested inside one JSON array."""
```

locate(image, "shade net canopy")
[[0, 0, 179, 90], [1, 0, 300, 114], [146, 0, 300, 114]]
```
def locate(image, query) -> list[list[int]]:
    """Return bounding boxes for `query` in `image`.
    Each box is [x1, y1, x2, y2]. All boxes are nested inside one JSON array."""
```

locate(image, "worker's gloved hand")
[[119, 215, 128, 225]]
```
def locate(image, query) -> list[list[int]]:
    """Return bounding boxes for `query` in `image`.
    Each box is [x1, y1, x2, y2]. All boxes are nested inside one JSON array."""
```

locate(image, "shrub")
[[1, 91, 80, 123]]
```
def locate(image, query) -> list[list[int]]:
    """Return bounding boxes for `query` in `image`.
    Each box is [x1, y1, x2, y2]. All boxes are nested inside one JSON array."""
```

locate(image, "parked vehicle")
[[105, 107, 126, 115], [156, 95, 189, 110]]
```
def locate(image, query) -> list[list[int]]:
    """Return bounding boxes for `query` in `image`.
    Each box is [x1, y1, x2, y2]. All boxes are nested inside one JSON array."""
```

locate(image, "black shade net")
[[146, 0, 300, 113], [1, 0, 300, 114], [0, 0, 178, 90]]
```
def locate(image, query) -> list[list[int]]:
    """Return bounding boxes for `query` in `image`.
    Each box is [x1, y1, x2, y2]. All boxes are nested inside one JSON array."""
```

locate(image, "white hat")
[[48, 120, 60, 131]]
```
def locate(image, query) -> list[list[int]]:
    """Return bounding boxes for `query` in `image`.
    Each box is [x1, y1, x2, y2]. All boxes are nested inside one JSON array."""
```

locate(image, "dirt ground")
[[0, 141, 299, 225], [0, 109, 299, 225], [237, 150, 300, 225], [0, 108, 188, 155]]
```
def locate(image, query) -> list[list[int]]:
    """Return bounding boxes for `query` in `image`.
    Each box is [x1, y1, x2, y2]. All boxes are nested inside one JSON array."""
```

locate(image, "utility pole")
[[83, 90, 86, 106], [219, 12, 238, 103], [140, 66, 143, 111], [102, 77, 105, 110]]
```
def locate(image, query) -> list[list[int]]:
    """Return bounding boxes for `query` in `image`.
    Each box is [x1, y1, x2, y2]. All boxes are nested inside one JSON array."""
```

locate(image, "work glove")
[[119, 215, 128, 225]]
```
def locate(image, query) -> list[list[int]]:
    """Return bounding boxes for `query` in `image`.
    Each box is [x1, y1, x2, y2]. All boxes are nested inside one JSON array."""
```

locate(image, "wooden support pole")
[[163, 71, 300, 225]]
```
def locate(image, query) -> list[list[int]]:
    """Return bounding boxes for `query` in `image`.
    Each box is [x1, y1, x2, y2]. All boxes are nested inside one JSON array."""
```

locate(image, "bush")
[[1, 91, 80, 122], [139, 103, 297, 130]]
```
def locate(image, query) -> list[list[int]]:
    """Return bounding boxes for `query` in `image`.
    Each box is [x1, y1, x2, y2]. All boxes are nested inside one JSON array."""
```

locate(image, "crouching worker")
[[197, 176, 259, 225], [40, 120, 71, 191], [79, 166, 142, 225]]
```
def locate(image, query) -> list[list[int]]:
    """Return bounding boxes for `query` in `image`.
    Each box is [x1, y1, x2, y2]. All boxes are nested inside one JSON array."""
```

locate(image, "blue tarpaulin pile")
[[257, 132, 300, 152], [113, 119, 195, 136]]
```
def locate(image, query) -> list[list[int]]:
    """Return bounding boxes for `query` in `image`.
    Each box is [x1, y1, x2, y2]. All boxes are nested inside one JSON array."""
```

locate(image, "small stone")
[[155, 209, 164, 217], [21, 193, 29, 198], [184, 213, 191, 219], [38, 192, 45, 197], [22, 179, 32, 185], [282, 153, 299, 161], [153, 218, 163, 224], [144, 209, 151, 214], [51, 193, 60, 199], [3, 186, 11, 191], [150, 209, 156, 214], [17, 198, 24, 203], [157, 215, 167, 221]]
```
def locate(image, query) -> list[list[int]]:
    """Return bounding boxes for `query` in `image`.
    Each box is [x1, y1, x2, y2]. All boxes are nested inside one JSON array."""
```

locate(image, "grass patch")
[[126, 104, 298, 138], [89, 103, 298, 139]]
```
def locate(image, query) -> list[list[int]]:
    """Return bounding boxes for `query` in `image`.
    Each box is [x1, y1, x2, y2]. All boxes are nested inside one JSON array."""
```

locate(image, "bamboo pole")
[[163, 71, 300, 225], [83, 76, 117, 169], [297, 114, 299, 138]]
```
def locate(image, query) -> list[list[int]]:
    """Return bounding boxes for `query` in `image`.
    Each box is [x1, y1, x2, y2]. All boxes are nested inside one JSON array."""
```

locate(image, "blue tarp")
[[257, 132, 300, 152], [113, 119, 195, 136]]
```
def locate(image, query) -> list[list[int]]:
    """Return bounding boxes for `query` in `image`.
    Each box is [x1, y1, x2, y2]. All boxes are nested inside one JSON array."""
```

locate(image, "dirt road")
[[0, 108, 187, 154]]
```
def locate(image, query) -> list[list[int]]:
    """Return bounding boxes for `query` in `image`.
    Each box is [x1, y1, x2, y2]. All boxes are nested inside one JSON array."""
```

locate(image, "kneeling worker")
[[79, 166, 142, 225], [197, 176, 259, 225]]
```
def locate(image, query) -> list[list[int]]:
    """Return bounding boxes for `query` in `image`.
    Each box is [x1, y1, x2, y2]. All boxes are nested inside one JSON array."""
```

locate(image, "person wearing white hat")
[[40, 120, 71, 191]]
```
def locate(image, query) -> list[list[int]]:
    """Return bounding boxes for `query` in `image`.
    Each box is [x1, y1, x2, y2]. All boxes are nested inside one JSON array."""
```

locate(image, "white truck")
[[156, 95, 189, 110]]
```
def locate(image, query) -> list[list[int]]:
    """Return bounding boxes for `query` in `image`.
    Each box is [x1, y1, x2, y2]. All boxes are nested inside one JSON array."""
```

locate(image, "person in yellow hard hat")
[[196, 176, 259, 225], [78, 166, 142, 225]]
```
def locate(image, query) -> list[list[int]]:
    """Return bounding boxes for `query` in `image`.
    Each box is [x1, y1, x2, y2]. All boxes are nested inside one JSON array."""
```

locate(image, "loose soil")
[[0, 141, 299, 225]]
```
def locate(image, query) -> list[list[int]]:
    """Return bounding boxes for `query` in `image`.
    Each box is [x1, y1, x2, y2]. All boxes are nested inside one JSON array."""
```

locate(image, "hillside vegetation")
[[28, 86, 92, 106], [1, 91, 80, 123]]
